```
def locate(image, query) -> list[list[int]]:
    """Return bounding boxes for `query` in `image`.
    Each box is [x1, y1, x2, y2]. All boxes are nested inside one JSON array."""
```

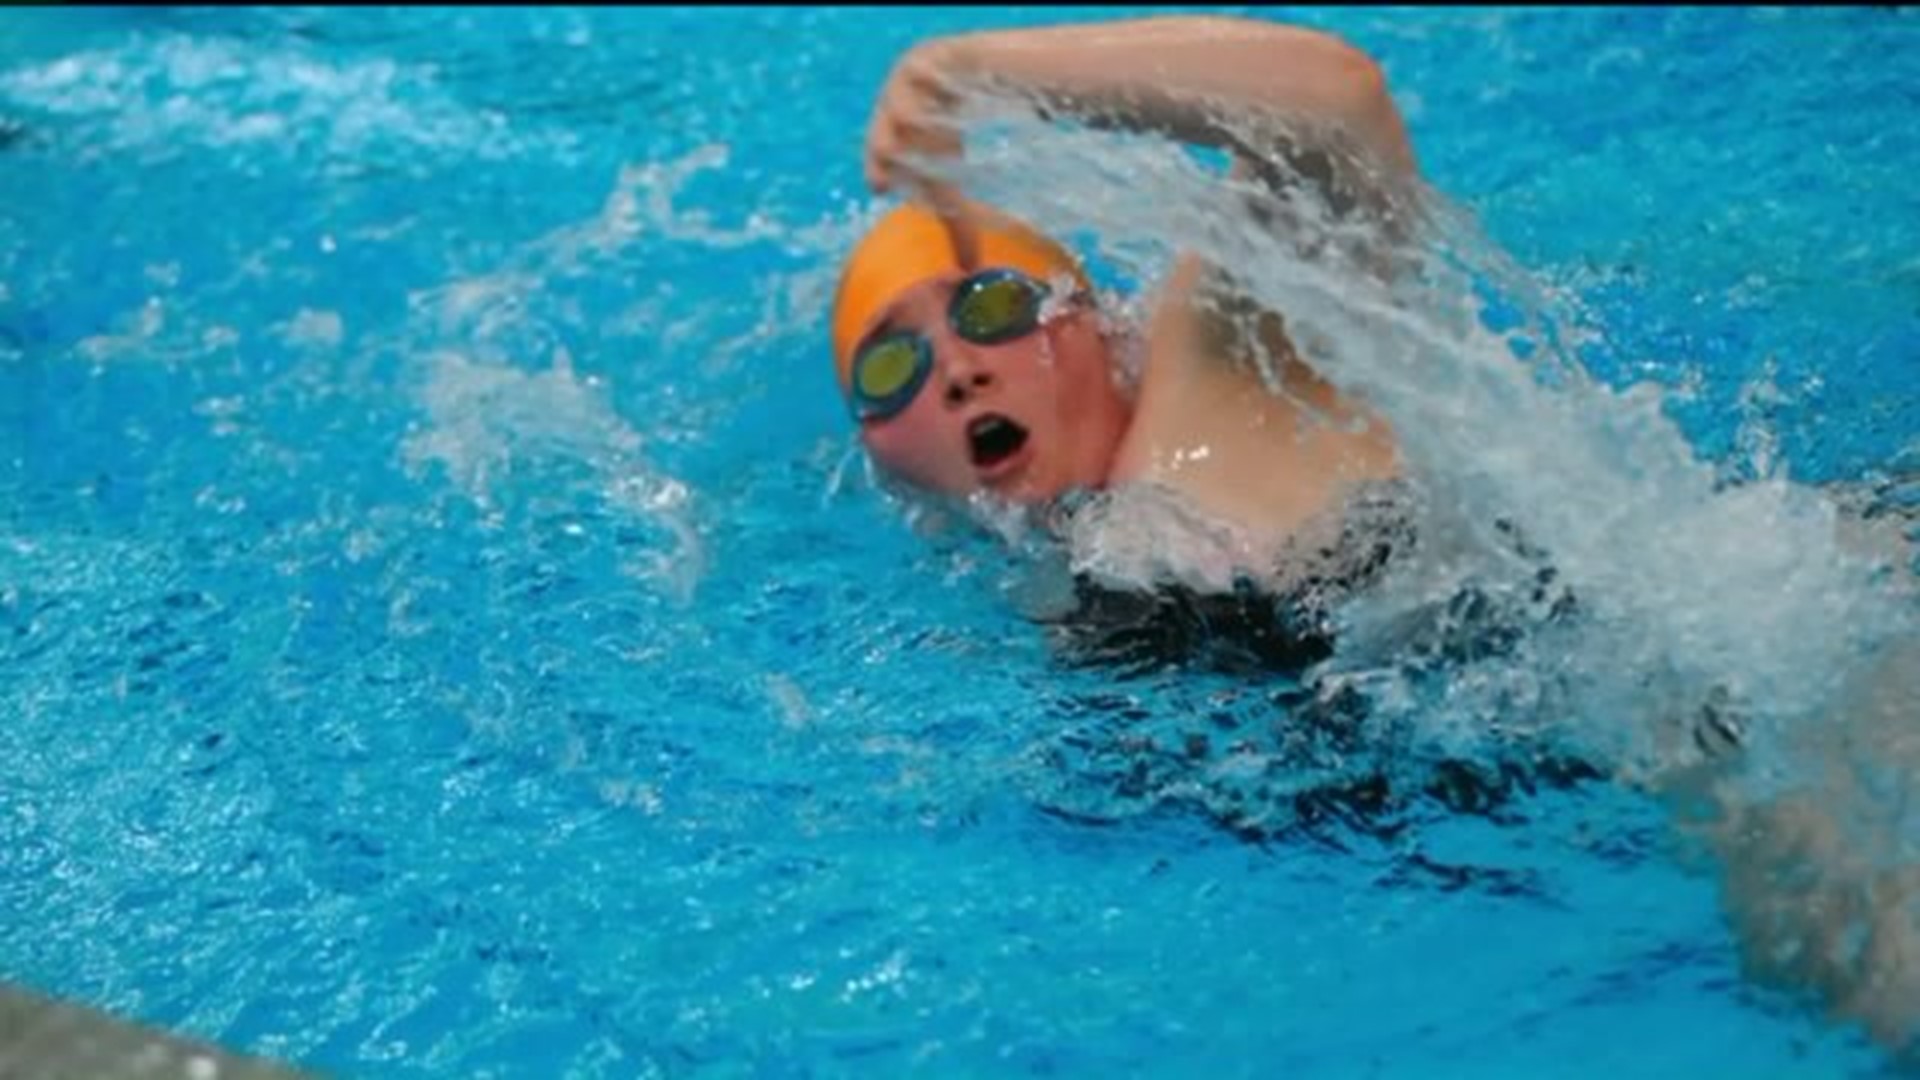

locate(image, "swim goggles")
[[848, 267, 1057, 422]]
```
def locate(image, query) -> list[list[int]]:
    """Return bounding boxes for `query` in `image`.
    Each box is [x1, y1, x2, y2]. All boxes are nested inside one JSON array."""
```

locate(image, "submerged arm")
[[1655, 636, 1920, 1058]]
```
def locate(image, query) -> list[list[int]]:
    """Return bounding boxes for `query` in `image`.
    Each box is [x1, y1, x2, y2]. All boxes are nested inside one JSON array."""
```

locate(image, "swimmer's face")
[[847, 270, 1130, 504]]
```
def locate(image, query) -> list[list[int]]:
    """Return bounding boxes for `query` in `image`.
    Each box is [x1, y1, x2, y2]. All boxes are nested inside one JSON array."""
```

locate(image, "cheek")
[[1054, 322, 1113, 381], [861, 409, 965, 491], [997, 336, 1072, 409], [1026, 325, 1109, 413]]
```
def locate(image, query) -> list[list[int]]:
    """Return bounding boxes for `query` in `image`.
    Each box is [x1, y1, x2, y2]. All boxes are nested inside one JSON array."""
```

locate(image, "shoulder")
[[1140, 252, 1298, 388]]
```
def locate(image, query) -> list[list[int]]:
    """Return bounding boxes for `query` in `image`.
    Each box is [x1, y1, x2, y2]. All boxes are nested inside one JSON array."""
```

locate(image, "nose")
[[942, 361, 995, 407]]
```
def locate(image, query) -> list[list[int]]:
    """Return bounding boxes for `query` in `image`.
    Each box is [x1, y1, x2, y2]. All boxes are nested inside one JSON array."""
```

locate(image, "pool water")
[[4, 7, 1918, 1077]]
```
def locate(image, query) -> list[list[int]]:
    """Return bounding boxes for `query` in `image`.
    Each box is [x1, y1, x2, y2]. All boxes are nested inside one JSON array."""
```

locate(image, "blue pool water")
[[4, 7, 1918, 1077]]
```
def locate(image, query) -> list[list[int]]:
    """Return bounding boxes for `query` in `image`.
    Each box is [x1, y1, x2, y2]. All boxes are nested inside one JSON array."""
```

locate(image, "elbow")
[[1339, 48, 1392, 109], [1144, 15, 1419, 174], [1308, 36, 1418, 176], [1293, 28, 1394, 108]]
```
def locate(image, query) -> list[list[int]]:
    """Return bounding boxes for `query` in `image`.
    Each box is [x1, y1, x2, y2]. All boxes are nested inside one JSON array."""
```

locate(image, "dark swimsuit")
[[1039, 479, 1422, 676], [1024, 482, 1624, 844]]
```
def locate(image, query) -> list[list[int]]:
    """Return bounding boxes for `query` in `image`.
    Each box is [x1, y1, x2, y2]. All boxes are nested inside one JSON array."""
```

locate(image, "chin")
[[1007, 470, 1073, 505]]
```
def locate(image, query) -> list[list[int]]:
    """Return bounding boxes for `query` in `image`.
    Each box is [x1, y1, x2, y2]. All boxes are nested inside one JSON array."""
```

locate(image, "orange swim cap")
[[829, 202, 1089, 388]]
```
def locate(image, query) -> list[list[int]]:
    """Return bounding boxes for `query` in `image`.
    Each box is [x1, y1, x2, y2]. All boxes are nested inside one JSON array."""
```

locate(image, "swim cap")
[[829, 201, 1089, 387]]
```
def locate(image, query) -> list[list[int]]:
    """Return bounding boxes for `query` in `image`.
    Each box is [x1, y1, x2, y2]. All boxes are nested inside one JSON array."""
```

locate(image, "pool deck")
[[0, 983, 310, 1080]]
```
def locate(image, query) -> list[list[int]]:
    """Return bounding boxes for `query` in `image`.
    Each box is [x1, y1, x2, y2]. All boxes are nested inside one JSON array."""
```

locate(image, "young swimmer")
[[829, 16, 1920, 1058], [830, 15, 1418, 607]]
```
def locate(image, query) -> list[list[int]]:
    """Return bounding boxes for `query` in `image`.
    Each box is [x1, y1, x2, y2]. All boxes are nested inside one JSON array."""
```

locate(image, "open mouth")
[[967, 413, 1030, 471]]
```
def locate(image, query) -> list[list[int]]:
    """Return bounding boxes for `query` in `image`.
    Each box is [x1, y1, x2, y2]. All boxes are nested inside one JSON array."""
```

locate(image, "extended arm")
[[865, 15, 1418, 206], [862, 16, 1421, 385]]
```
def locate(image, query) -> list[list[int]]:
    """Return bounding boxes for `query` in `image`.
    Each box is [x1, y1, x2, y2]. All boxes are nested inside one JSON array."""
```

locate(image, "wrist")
[[919, 34, 986, 87]]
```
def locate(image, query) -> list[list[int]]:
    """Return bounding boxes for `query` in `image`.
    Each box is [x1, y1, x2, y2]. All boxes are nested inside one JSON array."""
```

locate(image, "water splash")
[[903, 84, 1920, 1048], [926, 91, 1911, 761], [391, 143, 877, 605]]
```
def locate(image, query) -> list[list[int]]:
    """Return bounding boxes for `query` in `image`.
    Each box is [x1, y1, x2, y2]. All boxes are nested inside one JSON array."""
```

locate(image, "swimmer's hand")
[[863, 40, 966, 198], [863, 41, 981, 268]]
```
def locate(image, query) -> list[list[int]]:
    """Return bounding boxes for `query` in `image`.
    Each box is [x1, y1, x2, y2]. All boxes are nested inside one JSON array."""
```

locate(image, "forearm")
[[1659, 639, 1920, 1056], [1696, 791, 1920, 1054], [935, 16, 1417, 178]]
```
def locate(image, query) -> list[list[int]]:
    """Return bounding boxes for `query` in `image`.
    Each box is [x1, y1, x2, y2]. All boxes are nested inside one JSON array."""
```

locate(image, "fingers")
[[860, 130, 980, 271], [901, 59, 962, 113], [862, 42, 987, 273], [866, 112, 965, 195], [943, 210, 982, 271], [919, 180, 981, 269], [863, 45, 968, 197]]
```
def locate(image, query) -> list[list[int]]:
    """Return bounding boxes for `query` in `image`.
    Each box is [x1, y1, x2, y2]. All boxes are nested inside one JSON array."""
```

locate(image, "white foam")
[[0, 34, 560, 162]]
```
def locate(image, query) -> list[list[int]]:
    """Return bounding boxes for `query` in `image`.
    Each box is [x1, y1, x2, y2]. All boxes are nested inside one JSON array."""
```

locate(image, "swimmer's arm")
[[1668, 778, 1920, 1053], [1655, 641, 1920, 1054], [883, 16, 1418, 198]]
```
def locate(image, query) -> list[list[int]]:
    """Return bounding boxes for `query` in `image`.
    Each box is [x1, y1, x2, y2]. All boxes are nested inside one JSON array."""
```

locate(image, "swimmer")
[[827, 15, 1920, 1059], [830, 15, 1417, 595]]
